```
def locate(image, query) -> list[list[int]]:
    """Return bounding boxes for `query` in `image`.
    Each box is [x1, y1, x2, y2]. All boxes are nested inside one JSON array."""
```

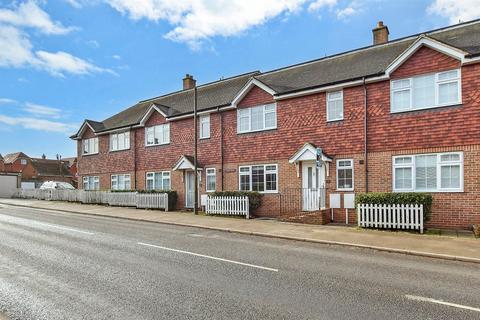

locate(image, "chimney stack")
[[372, 21, 389, 45], [183, 74, 196, 90]]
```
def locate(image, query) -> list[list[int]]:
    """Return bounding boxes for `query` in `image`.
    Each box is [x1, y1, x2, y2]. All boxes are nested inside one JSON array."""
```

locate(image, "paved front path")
[[0, 198, 479, 263]]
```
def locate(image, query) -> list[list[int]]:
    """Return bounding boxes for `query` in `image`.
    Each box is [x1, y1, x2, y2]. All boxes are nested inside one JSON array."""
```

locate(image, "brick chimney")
[[183, 74, 196, 90], [372, 21, 389, 45]]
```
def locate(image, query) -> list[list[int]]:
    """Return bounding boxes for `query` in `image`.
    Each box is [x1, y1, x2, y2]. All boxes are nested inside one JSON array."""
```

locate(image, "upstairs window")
[[145, 124, 170, 146], [327, 91, 344, 121], [237, 104, 277, 133], [111, 174, 131, 190], [110, 131, 130, 151], [200, 115, 210, 139], [83, 137, 99, 155], [393, 152, 463, 192], [20, 159, 27, 165], [391, 69, 461, 112], [146, 171, 171, 190]]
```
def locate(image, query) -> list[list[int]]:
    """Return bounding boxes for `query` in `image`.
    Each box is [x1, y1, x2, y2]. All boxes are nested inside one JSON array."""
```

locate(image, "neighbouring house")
[[71, 20, 480, 230], [62, 157, 78, 187], [0, 154, 4, 172], [1, 152, 75, 188]]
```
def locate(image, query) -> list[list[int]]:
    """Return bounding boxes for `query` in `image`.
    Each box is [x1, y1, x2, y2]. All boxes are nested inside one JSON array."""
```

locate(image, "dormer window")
[[391, 69, 461, 112], [83, 137, 99, 155], [145, 124, 170, 146], [237, 103, 277, 134], [110, 131, 130, 151]]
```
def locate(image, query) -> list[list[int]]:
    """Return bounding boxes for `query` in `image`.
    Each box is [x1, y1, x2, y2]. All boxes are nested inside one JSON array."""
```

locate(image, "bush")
[[137, 189, 178, 210], [210, 191, 262, 211], [355, 192, 432, 221]]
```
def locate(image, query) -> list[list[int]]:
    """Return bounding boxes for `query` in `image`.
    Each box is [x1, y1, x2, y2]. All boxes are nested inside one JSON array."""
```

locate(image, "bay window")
[[111, 174, 131, 190], [146, 171, 171, 190], [110, 131, 130, 151], [237, 104, 277, 133], [393, 152, 463, 192], [145, 124, 170, 146], [391, 69, 461, 112], [239, 164, 278, 193], [83, 137, 98, 155]]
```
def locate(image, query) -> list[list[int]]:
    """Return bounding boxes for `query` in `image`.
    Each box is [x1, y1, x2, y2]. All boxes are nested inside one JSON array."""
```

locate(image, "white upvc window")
[[111, 174, 131, 190], [110, 131, 130, 151], [145, 124, 170, 146], [336, 159, 354, 191], [20, 159, 27, 165], [83, 137, 99, 155], [327, 91, 344, 121], [392, 152, 463, 192], [238, 164, 278, 193], [391, 69, 461, 112], [237, 103, 277, 133], [205, 168, 216, 192], [83, 176, 99, 190], [200, 115, 210, 139], [146, 171, 171, 190]]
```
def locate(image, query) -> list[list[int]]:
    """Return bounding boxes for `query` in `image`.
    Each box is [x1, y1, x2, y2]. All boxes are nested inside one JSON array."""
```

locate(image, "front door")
[[185, 171, 195, 208], [302, 162, 320, 211]]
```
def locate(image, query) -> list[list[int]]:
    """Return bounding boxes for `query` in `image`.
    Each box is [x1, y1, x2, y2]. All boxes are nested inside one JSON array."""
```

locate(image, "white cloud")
[[65, 0, 83, 8], [428, 0, 480, 24], [0, 98, 17, 105], [0, 115, 77, 133], [308, 0, 338, 12], [336, 6, 356, 19], [24, 102, 62, 118], [112, 54, 121, 60], [0, 25, 113, 77], [0, 0, 75, 35], [104, 0, 309, 48]]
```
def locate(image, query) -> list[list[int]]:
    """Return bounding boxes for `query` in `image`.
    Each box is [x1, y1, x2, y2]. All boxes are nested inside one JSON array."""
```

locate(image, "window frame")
[[199, 114, 211, 139], [82, 137, 99, 156], [326, 90, 344, 122], [83, 176, 100, 190], [336, 159, 354, 191], [205, 168, 216, 192], [110, 131, 130, 152], [20, 159, 27, 165], [237, 103, 277, 134], [392, 152, 463, 192], [238, 164, 278, 193], [390, 69, 461, 113], [145, 171, 171, 191], [111, 174, 131, 191], [145, 123, 170, 147]]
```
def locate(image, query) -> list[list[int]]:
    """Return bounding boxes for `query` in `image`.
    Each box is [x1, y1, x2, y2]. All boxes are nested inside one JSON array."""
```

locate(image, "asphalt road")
[[0, 204, 479, 320]]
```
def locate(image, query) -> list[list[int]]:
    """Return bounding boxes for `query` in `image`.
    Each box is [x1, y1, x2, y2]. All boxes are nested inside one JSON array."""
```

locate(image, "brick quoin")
[[78, 45, 480, 230]]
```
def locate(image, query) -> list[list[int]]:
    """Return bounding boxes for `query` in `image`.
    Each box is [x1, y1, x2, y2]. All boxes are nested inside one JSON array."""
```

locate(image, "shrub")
[[210, 191, 262, 211], [355, 192, 432, 221]]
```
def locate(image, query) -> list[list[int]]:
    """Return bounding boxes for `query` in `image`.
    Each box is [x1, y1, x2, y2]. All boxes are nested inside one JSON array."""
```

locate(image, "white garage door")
[[0, 175, 18, 198]]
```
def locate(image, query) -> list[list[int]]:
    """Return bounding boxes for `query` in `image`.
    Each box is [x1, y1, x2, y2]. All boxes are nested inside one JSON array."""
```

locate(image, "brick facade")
[[77, 45, 480, 230]]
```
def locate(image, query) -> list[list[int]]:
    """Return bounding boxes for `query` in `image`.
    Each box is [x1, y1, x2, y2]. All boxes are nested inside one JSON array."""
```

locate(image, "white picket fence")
[[13, 189, 169, 211], [205, 196, 249, 219], [357, 203, 424, 233]]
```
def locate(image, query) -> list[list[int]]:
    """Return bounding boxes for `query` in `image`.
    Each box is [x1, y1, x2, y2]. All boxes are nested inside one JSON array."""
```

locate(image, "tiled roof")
[[72, 19, 480, 137], [30, 159, 73, 177], [3, 152, 29, 164]]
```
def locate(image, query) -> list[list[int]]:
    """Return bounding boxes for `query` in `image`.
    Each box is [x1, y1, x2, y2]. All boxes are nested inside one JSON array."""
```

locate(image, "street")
[[0, 204, 479, 320]]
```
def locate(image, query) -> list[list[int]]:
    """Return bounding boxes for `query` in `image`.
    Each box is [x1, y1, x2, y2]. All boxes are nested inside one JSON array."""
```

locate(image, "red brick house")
[[2, 152, 75, 188], [72, 21, 480, 230]]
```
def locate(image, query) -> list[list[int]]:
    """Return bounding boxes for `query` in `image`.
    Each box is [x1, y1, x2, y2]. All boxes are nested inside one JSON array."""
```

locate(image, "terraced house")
[[72, 21, 480, 230]]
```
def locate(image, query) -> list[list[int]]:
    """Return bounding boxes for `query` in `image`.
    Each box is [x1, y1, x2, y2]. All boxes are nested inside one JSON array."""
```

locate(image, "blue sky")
[[0, 0, 476, 159]]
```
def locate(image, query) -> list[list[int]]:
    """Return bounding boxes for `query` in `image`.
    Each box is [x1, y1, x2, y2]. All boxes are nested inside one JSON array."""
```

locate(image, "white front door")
[[185, 171, 195, 208], [302, 162, 324, 211]]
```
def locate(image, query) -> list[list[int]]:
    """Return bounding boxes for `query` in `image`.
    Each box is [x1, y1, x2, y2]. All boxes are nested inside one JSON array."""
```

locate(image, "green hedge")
[[110, 189, 178, 210], [355, 192, 432, 221], [209, 191, 262, 211]]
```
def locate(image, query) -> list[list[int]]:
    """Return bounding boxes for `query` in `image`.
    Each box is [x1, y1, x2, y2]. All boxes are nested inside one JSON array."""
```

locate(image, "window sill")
[[237, 128, 277, 135], [109, 148, 130, 153], [199, 137, 211, 140], [82, 152, 99, 157], [393, 189, 464, 193], [390, 103, 462, 115], [145, 143, 170, 148], [337, 188, 354, 192], [327, 118, 344, 123]]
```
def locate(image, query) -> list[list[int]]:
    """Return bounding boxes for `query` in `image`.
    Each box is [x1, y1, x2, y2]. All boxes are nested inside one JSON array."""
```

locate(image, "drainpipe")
[[218, 106, 224, 191], [133, 126, 137, 190], [363, 77, 369, 193]]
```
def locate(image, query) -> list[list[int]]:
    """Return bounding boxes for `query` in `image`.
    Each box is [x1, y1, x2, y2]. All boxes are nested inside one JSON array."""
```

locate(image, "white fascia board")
[[276, 75, 388, 101], [231, 78, 277, 107], [74, 121, 98, 139], [385, 36, 467, 76], [137, 103, 168, 127]]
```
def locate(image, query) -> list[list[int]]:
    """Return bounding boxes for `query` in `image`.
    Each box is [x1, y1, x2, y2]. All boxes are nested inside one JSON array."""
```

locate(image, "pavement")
[[0, 205, 479, 319], [0, 198, 479, 264]]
